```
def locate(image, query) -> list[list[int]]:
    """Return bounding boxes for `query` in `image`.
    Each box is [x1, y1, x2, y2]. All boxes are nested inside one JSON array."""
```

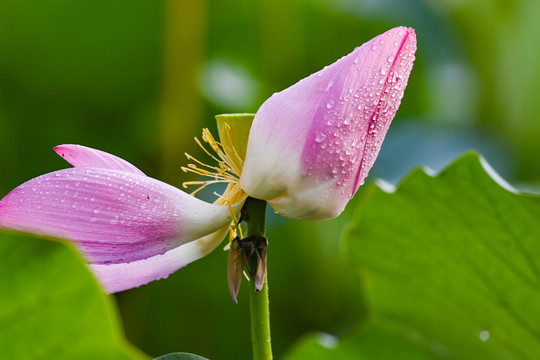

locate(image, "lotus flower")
[[240, 26, 416, 220], [0, 26, 416, 292]]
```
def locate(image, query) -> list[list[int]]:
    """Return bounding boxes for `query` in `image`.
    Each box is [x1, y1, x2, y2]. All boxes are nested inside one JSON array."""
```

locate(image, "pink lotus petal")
[[90, 225, 230, 293], [54, 144, 145, 175], [0, 167, 237, 264], [240, 27, 416, 220]]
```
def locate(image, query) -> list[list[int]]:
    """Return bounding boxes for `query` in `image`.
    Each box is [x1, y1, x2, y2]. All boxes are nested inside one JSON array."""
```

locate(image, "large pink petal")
[[241, 27, 416, 220], [54, 144, 146, 175], [0, 168, 236, 264], [90, 225, 230, 293]]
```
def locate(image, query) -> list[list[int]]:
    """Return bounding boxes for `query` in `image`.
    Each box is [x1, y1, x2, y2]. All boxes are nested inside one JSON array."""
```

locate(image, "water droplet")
[[315, 132, 327, 143], [371, 44, 378, 51], [387, 56, 394, 63], [326, 100, 335, 109], [478, 330, 490, 342]]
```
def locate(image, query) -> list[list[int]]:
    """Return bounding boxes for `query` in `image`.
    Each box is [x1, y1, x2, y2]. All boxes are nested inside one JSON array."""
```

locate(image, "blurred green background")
[[1, 0, 539, 359]]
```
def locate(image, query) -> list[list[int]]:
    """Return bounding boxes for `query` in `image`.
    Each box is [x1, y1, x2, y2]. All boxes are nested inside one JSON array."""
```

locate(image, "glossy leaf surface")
[[0, 231, 147, 360], [345, 153, 540, 359]]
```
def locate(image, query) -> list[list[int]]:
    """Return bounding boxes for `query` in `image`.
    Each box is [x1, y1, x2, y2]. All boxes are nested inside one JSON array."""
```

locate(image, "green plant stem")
[[244, 197, 273, 360], [249, 273, 272, 360]]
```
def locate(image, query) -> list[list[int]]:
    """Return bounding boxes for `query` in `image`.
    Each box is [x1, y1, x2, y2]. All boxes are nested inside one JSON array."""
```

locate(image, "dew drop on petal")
[[326, 100, 335, 109], [315, 132, 327, 143]]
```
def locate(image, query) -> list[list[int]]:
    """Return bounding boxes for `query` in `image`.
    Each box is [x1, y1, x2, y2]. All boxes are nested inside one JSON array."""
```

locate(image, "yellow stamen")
[[223, 123, 246, 171], [183, 125, 249, 244], [182, 125, 244, 197]]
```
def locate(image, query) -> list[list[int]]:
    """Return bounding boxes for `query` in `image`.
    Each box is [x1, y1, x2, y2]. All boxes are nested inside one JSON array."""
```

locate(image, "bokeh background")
[[1, 0, 539, 359]]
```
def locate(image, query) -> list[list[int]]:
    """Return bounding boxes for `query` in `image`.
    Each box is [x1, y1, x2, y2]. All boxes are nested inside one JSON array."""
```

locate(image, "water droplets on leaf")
[[317, 332, 339, 349], [478, 330, 490, 342]]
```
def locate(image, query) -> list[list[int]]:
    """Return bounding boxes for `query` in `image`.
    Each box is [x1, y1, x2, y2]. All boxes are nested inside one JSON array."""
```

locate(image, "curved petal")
[[241, 27, 417, 220], [54, 144, 146, 175], [0, 167, 238, 264], [90, 225, 230, 293]]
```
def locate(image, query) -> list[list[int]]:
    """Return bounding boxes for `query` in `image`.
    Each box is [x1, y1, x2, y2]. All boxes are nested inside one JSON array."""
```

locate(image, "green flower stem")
[[243, 197, 273, 360], [249, 273, 272, 360]]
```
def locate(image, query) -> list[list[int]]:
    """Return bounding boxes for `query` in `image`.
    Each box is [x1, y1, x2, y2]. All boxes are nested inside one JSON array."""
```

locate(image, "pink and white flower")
[[0, 26, 416, 292]]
